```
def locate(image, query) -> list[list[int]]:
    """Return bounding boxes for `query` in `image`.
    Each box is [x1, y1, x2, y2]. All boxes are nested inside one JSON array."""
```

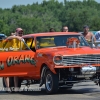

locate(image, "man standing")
[[62, 26, 68, 32], [82, 25, 96, 42], [4, 28, 24, 92], [14, 28, 24, 91]]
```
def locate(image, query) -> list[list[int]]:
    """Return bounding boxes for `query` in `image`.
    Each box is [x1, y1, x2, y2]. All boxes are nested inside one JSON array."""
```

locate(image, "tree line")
[[0, 0, 100, 36]]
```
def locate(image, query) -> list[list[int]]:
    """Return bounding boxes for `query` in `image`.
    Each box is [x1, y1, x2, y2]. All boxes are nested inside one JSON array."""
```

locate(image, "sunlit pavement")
[[0, 78, 100, 100]]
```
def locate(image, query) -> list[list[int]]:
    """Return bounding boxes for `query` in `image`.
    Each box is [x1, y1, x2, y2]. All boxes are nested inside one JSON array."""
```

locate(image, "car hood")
[[37, 46, 100, 56]]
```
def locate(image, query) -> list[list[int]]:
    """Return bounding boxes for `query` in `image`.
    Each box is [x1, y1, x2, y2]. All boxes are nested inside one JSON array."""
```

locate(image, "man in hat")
[[82, 25, 96, 42], [14, 28, 24, 91], [4, 28, 24, 92], [15, 28, 24, 37]]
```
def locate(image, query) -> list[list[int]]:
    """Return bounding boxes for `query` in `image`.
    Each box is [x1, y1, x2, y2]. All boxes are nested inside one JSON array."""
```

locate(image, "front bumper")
[[80, 65, 96, 75]]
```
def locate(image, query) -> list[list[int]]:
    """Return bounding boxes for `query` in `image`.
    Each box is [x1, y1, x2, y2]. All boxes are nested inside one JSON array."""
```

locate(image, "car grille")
[[62, 54, 100, 66]]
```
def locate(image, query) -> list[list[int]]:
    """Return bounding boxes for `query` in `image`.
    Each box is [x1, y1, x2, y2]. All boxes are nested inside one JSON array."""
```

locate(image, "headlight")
[[53, 55, 62, 65]]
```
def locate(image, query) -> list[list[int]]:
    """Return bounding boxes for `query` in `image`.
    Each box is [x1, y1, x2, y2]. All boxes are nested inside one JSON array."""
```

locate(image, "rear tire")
[[45, 70, 59, 94]]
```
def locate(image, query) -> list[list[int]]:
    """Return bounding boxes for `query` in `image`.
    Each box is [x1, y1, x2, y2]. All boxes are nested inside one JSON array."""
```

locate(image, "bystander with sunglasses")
[[14, 28, 24, 91], [15, 28, 24, 37]]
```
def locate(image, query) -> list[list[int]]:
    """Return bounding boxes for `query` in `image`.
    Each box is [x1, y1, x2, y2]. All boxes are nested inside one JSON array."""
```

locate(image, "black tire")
[[45, 70, 59, 94]]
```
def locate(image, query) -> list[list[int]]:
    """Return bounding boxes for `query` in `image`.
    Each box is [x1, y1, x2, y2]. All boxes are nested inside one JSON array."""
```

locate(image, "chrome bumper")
[[81, 65, 96, 75]]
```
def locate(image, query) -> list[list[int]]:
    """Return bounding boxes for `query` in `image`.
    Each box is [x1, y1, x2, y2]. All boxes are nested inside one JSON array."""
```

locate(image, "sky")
[[0, 0, 100, 9]]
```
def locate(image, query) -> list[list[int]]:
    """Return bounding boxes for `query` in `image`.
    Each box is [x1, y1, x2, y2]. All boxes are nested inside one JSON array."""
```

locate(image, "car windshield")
[[36, 35, 90, 49]]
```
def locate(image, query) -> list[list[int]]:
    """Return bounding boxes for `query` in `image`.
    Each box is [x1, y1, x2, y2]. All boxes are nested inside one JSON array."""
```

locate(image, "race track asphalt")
[[0, 78, 100, 100]]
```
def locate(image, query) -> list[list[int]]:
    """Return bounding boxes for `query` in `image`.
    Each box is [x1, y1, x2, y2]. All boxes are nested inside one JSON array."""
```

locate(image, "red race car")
[[0, 32, 100, 94]]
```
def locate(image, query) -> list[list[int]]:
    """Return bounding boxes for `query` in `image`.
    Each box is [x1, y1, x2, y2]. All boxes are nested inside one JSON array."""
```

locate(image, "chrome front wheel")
[[45, 70, 58, 94]]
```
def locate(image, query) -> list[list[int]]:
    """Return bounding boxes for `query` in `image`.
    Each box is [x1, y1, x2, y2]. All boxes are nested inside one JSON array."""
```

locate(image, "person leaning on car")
[[14, 28, 24, 92], [4, 28, 24, 92]]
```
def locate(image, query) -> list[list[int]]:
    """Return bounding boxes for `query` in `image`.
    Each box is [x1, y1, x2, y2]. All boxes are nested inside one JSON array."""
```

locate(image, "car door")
[[0, 37, 36, 77]]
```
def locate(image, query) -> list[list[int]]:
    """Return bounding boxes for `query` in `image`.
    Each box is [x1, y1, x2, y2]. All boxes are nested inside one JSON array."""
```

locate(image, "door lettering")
[[0, 61, 4, 70], [6, 55, 36, 67]]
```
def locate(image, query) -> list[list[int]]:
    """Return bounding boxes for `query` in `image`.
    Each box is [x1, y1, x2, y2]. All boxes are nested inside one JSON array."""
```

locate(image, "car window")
[[36, 37, 55, 48], [23, 38, 36, 51], [0, 39, 5, 51], [0, 38, 30, 52], [24, 38, 35, 48], [36, 35, 90, 49]]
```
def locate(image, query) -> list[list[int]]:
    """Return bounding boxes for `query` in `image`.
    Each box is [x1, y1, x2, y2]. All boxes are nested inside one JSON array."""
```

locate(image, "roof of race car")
[[23, 32, 82, 38]]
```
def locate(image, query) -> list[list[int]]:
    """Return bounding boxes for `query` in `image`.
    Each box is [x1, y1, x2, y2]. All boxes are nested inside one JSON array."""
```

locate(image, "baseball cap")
[[16, 28, 23, 33], [83, 25, 89, 28]]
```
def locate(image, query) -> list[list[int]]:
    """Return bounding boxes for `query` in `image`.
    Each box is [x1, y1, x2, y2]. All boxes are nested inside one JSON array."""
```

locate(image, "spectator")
[[4, 28, 24, 92], [95, 31, 100, 41], [94, 31, 100, 48], [14, 28, 24, 91], [82, 25, 96, 42], [49, 28, 55, 32], [15, 28, 23, 37], [62, 26, 68, 32]]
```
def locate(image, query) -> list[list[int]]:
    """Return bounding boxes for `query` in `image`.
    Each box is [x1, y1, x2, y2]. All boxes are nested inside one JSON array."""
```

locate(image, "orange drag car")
[[0, 32, 100, 94]]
